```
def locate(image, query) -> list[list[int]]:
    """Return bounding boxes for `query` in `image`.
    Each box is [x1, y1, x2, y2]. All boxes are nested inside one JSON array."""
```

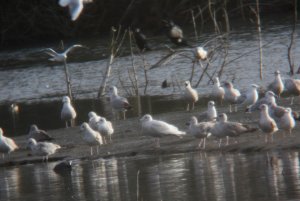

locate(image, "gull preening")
[[223, 81, 241, 112], [236, 84, 259, 108], [61, 96, 77, 128], [247, 91, 276, 112], [88, 111, 101, 130], [140, 114, 186, 147], [183, 81, 199, 111], [80, 122, 103, 155], [27, 138, 61, 162], [109, 86, 132, 120], [59, 0, 93, 21], [198, 101, 217, 121], [267, 70, 284, 97], [211, 77, 225, 105], [195, 47, 207, 60], [44, 44, 84, 62], [187, 116, 215, 149], [28, 124, 54, 142], [0, 128, 18, 159], [258, 104, 278, 143], [96, 117, 114, 144], [210, 113, 257, 147], [284, 77, 300, 104]]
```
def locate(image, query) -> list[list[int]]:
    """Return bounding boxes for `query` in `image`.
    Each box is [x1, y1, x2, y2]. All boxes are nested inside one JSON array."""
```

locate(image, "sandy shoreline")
[[1, 98, 300, 168]]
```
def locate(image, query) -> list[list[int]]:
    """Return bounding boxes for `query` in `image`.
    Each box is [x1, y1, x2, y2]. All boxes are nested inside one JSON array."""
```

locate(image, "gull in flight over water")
[[44, 44, 84, 62], [140, 114, 185, 147], [59, 0, 93, 21]]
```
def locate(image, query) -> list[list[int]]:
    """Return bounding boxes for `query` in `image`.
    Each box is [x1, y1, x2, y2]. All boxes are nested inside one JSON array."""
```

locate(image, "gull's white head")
[[88, 111, 97, 119], [208, 101, 215, 108], [259, 104, 269, 112], [274, 70, 280, 76], [189, 116, 198, 125], [217, 113, 228, 122], [140, 114, 153, 122], [62, 96, 71, 103], [30, 124, 39, 132], [223, 81, 233, 89], [27, 138, 37, 148], [184, 81, 191, 88], [251, 84, 259, 89], [80, 122, 89, 131], [265, 91, 276, 98], [109, 86, 118, 96], [99, 117, 107, 124]]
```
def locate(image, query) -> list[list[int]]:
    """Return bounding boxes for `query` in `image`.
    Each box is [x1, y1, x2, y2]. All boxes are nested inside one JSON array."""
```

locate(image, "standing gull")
[[80, 122, 103, 155], [279, 108, 296, 136], [28, 124, 54, 142], [59, 0, 93, 21], [88, 111, 101, 131], [223, 81, 241, 112], [198, 101, 217, 121], [195, 47, 208, 60], [284, 78, 300, 104], [109, 86, 132, 120], [140, 114, 186, 147], [61, 96, 77, 128], [267, 70, 284, 97], [96, 117, 114, 144], [258, 104, 278, 143], [44, 44, 84, 62], [0, 128, 18, 159], [236, 84, 259, 108], [247, 91, 276, 112], [210, 113, 257, 147], [187, 116, 215, 149], [27, 138, 61, 162], [211, 77, 225, 105], [183, 81, 199, 111]]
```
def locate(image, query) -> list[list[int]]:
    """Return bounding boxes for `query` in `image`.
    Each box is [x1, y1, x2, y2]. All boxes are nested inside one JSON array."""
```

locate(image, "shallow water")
[[1, 15, 300, 136], [1, 151, 300, 201]]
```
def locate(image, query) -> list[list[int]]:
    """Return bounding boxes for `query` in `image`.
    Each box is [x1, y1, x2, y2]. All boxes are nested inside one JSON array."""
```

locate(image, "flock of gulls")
[[0, 1, 300, 163], [1, 70, 300, 162]]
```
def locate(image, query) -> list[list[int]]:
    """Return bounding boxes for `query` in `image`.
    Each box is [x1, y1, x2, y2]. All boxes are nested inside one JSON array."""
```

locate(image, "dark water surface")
[[1, 151, 300, 201]]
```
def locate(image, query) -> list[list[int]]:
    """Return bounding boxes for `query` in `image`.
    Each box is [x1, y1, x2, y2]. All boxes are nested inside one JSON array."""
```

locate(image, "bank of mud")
[[1, 98, 300, 168]]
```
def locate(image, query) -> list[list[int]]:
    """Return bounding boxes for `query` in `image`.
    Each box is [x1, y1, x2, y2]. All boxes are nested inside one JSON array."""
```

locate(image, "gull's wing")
[[64, 44, 83, 54], [43, 48, 58, 57]]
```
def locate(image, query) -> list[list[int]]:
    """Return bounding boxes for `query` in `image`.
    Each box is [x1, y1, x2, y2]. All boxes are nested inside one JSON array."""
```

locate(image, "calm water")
[[1, 151, 300, 201], [1, 15, 300, 135], [1, 13, 300, 201]]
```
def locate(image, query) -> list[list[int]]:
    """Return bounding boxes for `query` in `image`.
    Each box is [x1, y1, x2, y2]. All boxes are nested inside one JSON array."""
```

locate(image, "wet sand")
[[1, 97, 300, 167]]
